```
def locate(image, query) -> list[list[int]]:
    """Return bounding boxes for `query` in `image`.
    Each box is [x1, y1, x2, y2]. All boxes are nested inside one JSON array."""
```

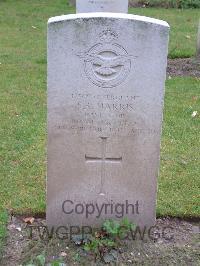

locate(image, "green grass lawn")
[[129, 8, 200, 58], [0, 210, 7, 257], [0, 0, 199, 59], [0, 0, 199, 253], [158, 77, 200, 217]]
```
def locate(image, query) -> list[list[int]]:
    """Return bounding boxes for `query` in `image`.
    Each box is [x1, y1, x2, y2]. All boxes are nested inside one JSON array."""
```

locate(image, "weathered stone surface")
[[76, 0, 128, 13], [47, 13, 169, 228]]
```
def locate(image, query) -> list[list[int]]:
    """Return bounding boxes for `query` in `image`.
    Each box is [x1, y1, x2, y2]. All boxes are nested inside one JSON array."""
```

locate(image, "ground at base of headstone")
[[167, 58, 200, 78], [1, 216, 199, 266]]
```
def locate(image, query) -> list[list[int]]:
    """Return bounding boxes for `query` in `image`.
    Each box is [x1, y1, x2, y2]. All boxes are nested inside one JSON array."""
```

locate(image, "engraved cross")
[[85, 137, 122, 195]]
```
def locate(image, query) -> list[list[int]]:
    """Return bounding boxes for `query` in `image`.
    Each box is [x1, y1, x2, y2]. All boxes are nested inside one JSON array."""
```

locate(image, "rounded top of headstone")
[[48, 13, 169, 29], [76, 0, 129, 14]]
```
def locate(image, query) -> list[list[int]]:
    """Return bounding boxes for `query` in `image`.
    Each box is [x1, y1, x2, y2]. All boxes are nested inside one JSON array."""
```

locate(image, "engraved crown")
[[99, 29, 118, 43]]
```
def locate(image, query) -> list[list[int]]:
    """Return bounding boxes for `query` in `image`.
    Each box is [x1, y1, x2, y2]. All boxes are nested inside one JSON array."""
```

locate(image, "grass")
[[129, 8, 200, 58], [158, 77, 200, 218], [129, 0, 200, 9], [0, 0, 199, 256], [0, 1, 199, 58], [0, 210, 7, 257]]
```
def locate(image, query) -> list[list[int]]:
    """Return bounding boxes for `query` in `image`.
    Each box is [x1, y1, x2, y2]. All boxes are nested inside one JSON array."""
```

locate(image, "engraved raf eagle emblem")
[[78, 53, 132, 77], [77, 29, 134, 88]]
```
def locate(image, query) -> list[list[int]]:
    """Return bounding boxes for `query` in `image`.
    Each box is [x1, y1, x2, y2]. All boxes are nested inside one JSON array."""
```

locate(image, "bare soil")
[[167, 58, 200, 78], [1, 216, 199, 265]]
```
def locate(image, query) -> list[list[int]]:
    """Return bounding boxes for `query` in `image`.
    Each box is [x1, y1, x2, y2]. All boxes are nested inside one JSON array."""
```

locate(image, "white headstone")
[[76, 0, 128, 13], [47, 13, 169, 228]]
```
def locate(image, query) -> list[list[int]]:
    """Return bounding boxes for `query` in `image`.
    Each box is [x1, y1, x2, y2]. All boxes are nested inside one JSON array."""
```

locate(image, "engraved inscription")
[[78, 30, 135, 88], [55, 93, 160, 137], [88, 0, 115, 6], [85, 137, 122, 195]]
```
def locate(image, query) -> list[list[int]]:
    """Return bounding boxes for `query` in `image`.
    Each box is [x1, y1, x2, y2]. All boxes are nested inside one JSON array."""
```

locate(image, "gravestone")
[[47, 4, 169, 228], [76, 0, 128, 13]]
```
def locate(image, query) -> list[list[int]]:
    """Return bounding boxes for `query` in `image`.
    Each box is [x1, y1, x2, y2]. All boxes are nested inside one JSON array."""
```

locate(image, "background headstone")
[[47, 13, 169, 228], [76, 0, 128, 13]]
